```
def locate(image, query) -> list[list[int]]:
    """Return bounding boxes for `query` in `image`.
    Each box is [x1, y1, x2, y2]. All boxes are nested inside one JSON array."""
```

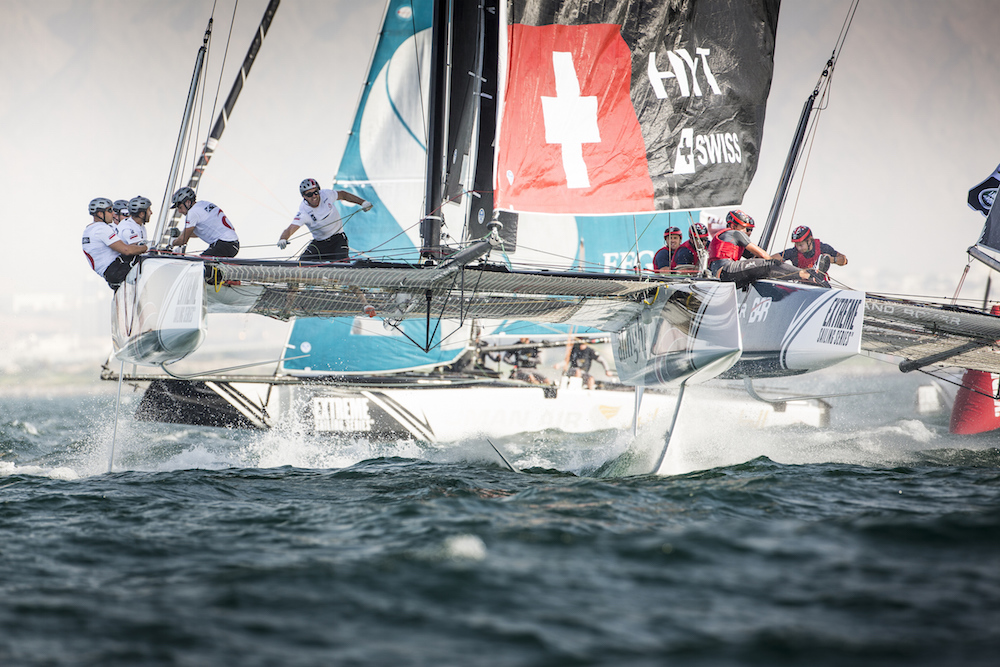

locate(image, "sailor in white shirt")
[[112, 199, 129, 227], [81, 197, 148, 290], [276, 178, 372, 261], [116, 196, 151, 247], [168, 186, 240, 257]]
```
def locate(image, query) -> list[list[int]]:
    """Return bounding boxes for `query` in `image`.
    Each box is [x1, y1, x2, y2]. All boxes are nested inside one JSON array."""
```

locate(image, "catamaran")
[[105, 0, 1000, 474]]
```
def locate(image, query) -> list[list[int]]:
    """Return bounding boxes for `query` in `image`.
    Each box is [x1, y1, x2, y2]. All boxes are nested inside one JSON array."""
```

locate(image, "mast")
[[152, 19, 213, 243], [759, 0, 859, 252], [465, 2, 517, 250], [443, 0, 483, 206], [187, 0, 281, 194], [419, 0, 450, 263], [154, 0, 281, 246], [757, 92, 815, 253]]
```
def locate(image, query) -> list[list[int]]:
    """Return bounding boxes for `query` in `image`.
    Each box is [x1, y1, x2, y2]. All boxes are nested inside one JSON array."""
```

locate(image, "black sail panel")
[[443, 0, 483, 204], [464, 2, 518, 250], [972, 164, 1000, 253], [497, 0, 780, 215]]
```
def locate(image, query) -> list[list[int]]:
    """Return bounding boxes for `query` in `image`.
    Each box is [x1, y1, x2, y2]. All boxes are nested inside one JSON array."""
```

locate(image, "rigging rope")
[[952, 259, 972, 305], [773, 0, 861, 249], [191, 0, 240, 186]]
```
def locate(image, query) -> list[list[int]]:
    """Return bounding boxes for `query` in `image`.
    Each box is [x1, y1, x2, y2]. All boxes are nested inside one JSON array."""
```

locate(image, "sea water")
[[1, 369, 998, 666]]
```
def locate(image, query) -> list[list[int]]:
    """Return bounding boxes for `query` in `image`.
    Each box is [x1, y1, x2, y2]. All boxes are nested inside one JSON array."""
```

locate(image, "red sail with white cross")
[[496, 24, 654, 214], [495, 0, 780, 215]]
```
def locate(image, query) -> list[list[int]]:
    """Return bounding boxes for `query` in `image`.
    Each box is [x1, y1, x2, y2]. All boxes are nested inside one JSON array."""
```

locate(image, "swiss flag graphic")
[[496, 24, 654, 214]]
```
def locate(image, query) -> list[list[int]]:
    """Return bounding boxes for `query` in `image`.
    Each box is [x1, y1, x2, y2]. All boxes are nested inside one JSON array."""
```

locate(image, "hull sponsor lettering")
[[822, 298, 862, 330], [866, 300, 961, 326], [616, 323, 647, 366], [313, 397, 374, 432], [816, 328, 854, 346], [818, 297, 862, 346], [748, 296, 771, 324]]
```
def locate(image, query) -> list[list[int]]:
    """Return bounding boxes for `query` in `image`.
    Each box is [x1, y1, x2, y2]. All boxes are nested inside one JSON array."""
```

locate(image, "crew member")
[[81, 197, 148, 290], [708, 210, 811, 286], [277, 178, 372, 261], [671, 222, 710, 269], [112, 199, 129, 227], [772, 225, 847, 278], [169, 186, 240, 258], [652, 226, 683, 273], [117, 196, 152, 247], [565, 341, 610, 390], [503, 337, 551, 385]]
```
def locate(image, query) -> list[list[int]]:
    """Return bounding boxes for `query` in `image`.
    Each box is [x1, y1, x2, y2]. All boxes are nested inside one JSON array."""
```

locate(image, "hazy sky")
[[2, 0, 1000, 355]]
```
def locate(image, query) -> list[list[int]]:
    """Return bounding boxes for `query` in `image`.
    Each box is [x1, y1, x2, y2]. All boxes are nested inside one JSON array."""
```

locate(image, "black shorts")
[[301, 233, 349, 262], [202, 239, 240, 258], [103, 255, 141, 291], [717, 258, 784, 287]]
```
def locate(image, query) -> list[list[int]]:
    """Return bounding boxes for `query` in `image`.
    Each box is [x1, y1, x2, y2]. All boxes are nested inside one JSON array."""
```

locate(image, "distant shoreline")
[[0, 379, 120, 398]]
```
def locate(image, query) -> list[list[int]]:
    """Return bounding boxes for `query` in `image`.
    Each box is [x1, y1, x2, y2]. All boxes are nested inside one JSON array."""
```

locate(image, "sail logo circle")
[[980, 187, 996, 211]]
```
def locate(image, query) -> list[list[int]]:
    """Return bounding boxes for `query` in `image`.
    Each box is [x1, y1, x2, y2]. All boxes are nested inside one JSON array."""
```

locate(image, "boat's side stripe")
[[360, 390, 436, 442], [205, 382, 269, 429], [779, 290, 841, 369]]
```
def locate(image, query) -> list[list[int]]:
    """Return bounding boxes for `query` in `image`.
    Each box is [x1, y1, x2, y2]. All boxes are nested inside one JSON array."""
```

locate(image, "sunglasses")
[[303, 190, 320, 198]]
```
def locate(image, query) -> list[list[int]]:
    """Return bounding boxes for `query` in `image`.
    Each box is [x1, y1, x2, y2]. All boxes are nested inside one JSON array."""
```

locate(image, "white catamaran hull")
[[722, 281, 864, 379], [112, 258, 207, 365], [614, 281, 742, 386], [135, 376, 830, 443]]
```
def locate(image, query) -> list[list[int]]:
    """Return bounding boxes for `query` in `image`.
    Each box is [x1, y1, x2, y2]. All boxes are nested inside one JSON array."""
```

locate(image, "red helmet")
[[663, 226, 682, 237], [791, 225, 812, 242], [689, 222, 709, 240], [726, 209, 754, 231]]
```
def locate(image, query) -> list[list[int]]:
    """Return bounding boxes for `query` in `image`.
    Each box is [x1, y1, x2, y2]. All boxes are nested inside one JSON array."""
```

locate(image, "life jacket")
[[794, 238, 821, 268], [708, 232, 742, 263], [670, 241, 698, 269], [652, 245, 675, 271]]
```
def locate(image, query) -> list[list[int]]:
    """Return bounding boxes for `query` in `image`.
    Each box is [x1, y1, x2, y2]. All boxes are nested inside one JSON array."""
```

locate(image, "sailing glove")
[[361, 200, 373, 212], [277, 238, 288, 249]]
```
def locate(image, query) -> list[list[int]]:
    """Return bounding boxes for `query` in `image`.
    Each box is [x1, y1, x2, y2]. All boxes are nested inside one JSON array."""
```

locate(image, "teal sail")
[[282, 0, 469, 375]]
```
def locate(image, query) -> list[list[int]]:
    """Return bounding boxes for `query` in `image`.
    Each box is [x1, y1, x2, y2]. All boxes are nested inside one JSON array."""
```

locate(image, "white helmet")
[[299, 178, 320, 195], [89, 197, 113, 215], [128, 196, 152, 214], [170, 187, 196, 208]]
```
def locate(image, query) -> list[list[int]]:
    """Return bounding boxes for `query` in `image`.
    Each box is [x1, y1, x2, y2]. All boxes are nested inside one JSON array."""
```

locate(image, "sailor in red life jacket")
[[81, 197, 148, 291], [652, 226, 683, 273], [169, 187, 240, 258], [708, 210, 812, 286], [772, 226, 848, 279], [276, 178, 373, 262], [671, 222, 710, 270]]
